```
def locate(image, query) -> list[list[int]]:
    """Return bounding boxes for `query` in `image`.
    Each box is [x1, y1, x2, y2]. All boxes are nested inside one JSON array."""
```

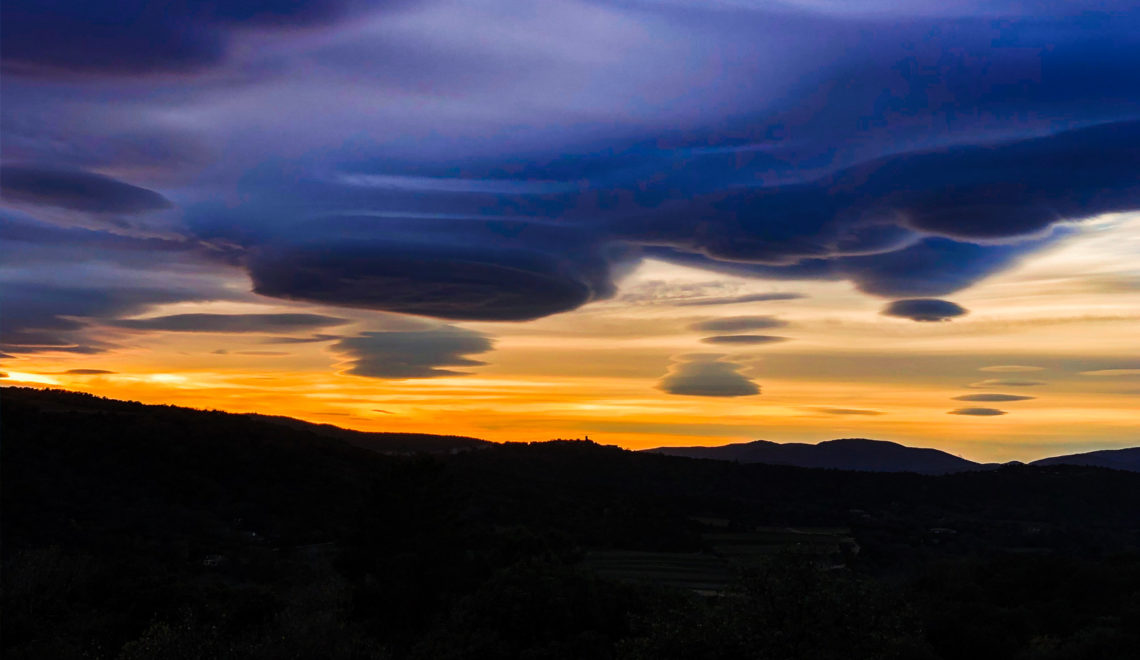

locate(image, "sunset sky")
[[2, 1, 1138, 462]]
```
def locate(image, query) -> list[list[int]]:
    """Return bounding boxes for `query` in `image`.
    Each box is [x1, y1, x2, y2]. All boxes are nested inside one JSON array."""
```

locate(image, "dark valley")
[[3, 387, 1140, 659]]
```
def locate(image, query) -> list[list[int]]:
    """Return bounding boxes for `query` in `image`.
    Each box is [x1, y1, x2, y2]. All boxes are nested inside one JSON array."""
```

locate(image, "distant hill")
[[1, 386, 488, 455], [643, 438, 990, 474], [246, 413, 487, 454], [1031, 447, 1140, 472]]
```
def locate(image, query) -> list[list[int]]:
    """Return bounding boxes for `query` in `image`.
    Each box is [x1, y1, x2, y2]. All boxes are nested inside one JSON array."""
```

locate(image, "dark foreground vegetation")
[[3, 387, 1139, 659]]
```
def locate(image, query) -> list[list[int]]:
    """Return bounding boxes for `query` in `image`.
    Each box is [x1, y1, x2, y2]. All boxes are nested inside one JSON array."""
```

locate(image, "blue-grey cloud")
[[0, 215, 239, 354], [0, 166, 171, 214], [953, 393, 1035, 402], [979, 365, 1044, 373], [700, 334, 789, 345], [948, 407, 1007, 416], [658, 355, 760, 397], [881, 299, 969, 322], [6, 1, 1140, 326], [690, 316, 787, 332], [110, 313, 349, 333], [1, 0, 358, 76], [333, 326, 494, 379], [0, 282, 216, 354]]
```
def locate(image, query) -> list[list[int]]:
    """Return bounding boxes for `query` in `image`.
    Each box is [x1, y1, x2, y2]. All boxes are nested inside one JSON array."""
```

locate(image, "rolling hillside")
[[644, 438, 989, 474]]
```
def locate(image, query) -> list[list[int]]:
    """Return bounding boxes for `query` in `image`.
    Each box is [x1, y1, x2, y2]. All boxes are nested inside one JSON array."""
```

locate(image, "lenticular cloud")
[[4, 0, 1140, 327]]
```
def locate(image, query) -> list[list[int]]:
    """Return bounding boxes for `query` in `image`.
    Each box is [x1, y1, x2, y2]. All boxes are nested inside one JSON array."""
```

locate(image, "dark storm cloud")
[[658, 355, 760, 397], [952, 394, 1035, 402], [701, 335, 788, 346], [1, 0, 357, 76], [646, 237, 1031, 300], [948, 407, 1007, 416], [247, 244, 609, 322], [690, 316, 787, 332], [60, 369, 115, 375], [881, 299, 969, 323], [836, 238, 1033, 298], [333, 326, 494, 379], [229, 211, 627, 321], [110, 313, 349, 333], [7, 2, 1140, 325], [836, 120, 1140, 242], [213, 118, 1134, 319], [0, 166, 171, 214], [613, 121, 1140, 266]]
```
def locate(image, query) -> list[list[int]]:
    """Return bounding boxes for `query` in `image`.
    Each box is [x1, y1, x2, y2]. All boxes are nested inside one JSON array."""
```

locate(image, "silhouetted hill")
[[0, 386, 487, 454], [1032, 446, 1140, 472], [643, 438, 989, 474], [245, 413, 487, 454], [5, 387, 1140, 659]]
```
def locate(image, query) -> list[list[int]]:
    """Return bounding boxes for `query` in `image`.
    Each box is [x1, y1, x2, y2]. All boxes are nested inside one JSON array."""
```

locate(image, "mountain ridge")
[[644, 437, 1140, 474], [2, 386, 1135, 471], [643, 438, 987, 474], [0, 386, 487, 455]]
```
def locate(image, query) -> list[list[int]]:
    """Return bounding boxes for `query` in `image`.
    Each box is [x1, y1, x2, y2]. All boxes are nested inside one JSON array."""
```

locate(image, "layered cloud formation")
[[658, 355, 760, 398], [333, 326, 493, 379], [882, 299, 969, 322], [948, 407, 1007, 416], [3, 0, 1140, 366]]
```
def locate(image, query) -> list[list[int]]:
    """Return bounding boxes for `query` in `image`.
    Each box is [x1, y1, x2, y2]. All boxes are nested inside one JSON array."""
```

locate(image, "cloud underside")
[[0, 166, 171, 214], [201, 120, 1140, 321], [948, 407, 1007, 416], [658, 356, 760, 397], [881, 299, 968, 322], [247, 241, 614, 322], [3, 1, 1140, 333], [333, 326, 493, 379]]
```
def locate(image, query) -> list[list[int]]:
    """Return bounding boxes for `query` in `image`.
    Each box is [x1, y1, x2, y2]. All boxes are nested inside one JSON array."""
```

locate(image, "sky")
[[2, 0, 1138, 462]]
